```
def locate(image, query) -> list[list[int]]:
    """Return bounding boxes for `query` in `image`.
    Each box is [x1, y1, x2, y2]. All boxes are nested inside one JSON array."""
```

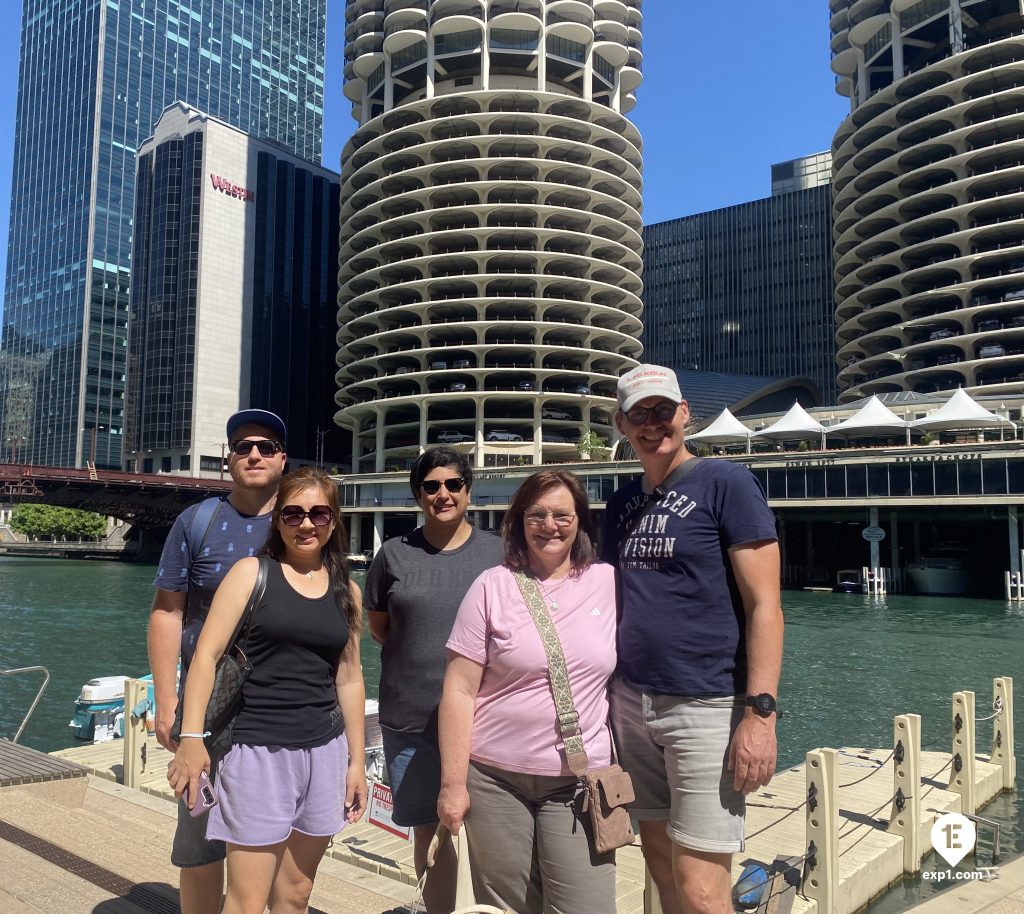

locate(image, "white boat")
[[69, 675, 155, 743], [69, 675, 385, 780], [906, 549, 973, 595]]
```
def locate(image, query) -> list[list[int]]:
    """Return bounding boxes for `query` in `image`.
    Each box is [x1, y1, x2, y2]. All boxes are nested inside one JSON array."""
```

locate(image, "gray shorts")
[[171, 757, 226, 868], [609, 676, 746, 854]]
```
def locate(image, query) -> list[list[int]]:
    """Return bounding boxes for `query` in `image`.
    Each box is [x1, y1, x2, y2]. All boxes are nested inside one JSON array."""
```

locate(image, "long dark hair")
[[501, 470, 597, 573], [261, 467, 362, 643]]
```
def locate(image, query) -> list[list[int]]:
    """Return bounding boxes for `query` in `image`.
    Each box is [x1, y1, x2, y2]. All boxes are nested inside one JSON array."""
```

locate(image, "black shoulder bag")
[[172, 556, 269, 758]]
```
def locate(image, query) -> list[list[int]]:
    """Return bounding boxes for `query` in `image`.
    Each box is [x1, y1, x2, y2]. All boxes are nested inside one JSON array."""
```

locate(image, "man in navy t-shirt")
[[603, 365, 783, 914], [148, 409, 287, 914]]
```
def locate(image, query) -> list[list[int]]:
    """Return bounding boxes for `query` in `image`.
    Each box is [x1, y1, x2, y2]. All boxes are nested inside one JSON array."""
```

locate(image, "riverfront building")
[[831, 0, 1024, 403], [335, 0, 644, 472], [125, 104, 341, 477], [0, 0, 326, 469], [642, 154, 837, 403], [340, 388, 1024, 595]]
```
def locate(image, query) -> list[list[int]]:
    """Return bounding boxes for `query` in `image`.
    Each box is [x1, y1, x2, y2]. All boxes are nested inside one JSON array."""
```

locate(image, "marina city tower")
[[337, 0, 644, 471], [0, 1, 326, 468], [831, 0, 1024, 402]]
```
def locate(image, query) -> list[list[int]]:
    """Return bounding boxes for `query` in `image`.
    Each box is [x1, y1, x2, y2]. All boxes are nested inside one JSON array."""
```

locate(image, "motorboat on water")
[[69, 674, 386, 780], [346, 551, 373, 571], [833, 569, 863, 594], [906, 548, 973, 595], [69, 674, 156, 743]]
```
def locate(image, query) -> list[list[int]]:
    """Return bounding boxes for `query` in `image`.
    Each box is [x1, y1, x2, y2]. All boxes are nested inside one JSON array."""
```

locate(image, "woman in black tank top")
[[169, 468, 366, 914]]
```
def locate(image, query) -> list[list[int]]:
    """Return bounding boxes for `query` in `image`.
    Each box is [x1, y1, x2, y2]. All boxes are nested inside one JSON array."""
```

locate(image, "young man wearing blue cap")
[[603, 365, 783, 914], [148, 409, 287, 914]]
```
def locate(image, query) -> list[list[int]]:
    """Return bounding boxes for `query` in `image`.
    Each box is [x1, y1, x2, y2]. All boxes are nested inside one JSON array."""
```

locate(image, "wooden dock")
[[52, 731, 1010, 914]]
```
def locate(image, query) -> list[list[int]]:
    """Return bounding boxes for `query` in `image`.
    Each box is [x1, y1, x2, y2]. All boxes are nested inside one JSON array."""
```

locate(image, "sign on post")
[[367, 782, 412, 840], [861, 526, 886, 542]]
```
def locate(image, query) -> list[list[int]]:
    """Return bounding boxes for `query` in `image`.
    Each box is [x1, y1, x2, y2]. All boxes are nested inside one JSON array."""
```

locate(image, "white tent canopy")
[[754, 402, 826, 441], [687, 408, 753, 449], [824, 395, 909, 440], [909, 388, 1014, 431]]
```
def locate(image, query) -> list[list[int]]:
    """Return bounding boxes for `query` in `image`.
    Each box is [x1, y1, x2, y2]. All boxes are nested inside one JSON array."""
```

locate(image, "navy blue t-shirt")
[[152, 498, 273, 680], [602, 458, 777, 696]]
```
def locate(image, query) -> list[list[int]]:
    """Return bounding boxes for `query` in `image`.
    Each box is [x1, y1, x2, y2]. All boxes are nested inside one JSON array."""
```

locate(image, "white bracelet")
[[178, 731, 210, 739]]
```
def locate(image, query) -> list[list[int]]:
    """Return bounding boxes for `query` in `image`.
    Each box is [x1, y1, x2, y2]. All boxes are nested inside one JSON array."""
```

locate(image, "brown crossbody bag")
[[511, 569, 635, 856]]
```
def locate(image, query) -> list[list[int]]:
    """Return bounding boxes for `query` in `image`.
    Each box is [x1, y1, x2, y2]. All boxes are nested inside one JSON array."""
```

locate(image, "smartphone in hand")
[[183, 771, 218, 817]]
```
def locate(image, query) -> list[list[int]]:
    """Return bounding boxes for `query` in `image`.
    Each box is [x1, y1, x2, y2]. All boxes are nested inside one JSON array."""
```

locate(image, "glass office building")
[[0, 0, 326, 468], [642, 156, 836, 403], [126, 104, 340, 477]]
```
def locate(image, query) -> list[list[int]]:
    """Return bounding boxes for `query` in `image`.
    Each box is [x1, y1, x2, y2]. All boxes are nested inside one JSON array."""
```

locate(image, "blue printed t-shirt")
[[601, 458, 777, 697], [152, 498, 273, 681]]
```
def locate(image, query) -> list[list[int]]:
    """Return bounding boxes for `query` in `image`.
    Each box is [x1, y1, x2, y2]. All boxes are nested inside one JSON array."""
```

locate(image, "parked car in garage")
[[541, 406, 573, 420], [486, 429, 523, 442], [437, 431, 473, 443]]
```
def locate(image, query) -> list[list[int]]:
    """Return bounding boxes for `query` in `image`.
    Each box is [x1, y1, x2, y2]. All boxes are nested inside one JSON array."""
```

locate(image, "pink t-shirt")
[[446, 562, 617, 776]]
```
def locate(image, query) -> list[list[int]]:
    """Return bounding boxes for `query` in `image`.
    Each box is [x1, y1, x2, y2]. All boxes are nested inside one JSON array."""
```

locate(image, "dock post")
[[888, 713, 922, 873], [949, 691, 977, 815], [122, 678, 148, 789], [992, 677, 1016, 790], [803, 748, 838, 914], [643, 866, 663, 914]]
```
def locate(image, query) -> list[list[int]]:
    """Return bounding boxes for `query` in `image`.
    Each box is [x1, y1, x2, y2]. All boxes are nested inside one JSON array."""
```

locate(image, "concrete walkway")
[[901, 854, 1024, 914], [0, 776, 417, 913]]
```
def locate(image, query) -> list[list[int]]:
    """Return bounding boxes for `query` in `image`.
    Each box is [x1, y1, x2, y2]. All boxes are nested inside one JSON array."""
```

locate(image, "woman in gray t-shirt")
[[364, 447, 504, 914]]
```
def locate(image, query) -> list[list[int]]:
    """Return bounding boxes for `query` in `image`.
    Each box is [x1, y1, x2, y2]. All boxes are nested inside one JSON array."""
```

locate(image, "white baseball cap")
[[617, 364, 683, 412]]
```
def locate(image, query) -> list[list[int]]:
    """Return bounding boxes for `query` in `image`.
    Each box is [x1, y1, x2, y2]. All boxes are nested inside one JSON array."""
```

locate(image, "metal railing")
[[1, 666, 50, 743]]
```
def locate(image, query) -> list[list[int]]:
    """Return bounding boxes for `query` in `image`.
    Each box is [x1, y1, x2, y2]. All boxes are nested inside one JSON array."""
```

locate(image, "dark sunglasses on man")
[[230, 438, 283, 457], [419, 477, 467, 495], [280, 505, 334, 527]]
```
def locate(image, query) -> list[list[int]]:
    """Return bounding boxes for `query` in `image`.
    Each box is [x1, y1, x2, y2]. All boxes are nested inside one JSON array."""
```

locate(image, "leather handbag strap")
[[511, 569, 589, 779], [226, 556, 268, 659]]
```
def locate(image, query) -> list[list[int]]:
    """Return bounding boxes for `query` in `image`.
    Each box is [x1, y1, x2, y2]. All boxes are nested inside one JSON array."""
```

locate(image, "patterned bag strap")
[[511, 569, 590, 779]]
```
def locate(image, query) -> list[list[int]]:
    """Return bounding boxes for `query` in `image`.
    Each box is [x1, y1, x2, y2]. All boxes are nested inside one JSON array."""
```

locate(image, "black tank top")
[[231, 559, 350, 748]]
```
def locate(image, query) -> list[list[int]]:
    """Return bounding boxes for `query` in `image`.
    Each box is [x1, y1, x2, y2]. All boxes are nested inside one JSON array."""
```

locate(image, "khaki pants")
[[465, 760, 616, 914]]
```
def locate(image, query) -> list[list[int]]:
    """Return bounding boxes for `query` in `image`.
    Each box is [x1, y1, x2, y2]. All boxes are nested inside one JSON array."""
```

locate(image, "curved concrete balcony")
[[340, 3, 642, 469]]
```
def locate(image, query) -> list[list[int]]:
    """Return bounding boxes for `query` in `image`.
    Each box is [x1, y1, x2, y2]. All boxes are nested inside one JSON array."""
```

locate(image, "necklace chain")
[[536, 576, 563, 611]]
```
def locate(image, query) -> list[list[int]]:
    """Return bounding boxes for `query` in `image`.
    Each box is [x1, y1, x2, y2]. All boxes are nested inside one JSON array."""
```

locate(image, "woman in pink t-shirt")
[[438, 470, 618, 914]]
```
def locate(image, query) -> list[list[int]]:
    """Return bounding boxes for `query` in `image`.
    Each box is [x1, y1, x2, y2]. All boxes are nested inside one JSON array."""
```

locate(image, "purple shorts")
[[206, 732, 350, 846]]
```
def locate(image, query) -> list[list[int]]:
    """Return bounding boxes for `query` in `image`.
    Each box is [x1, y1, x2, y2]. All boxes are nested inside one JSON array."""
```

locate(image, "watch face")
[[756, 694, 774, 714]]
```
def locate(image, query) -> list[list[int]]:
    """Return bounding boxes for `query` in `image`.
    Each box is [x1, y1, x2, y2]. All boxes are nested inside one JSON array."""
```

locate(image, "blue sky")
[[0, 1, 849, 326]]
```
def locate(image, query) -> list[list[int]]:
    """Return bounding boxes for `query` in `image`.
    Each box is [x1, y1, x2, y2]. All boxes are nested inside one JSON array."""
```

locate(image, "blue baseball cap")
[[226, 409, 287, 445]]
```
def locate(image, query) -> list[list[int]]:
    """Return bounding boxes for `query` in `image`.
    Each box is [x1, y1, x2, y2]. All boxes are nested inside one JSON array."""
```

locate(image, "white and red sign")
[[367, 782, 411, 840]]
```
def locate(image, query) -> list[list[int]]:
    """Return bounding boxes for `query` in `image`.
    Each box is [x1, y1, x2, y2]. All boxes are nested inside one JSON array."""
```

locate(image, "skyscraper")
[[0, 0, 326, 468], [336, 0, 644, 472], [125, 103, 341, 477], [831, 1, 1024, 403], [643, 155, 836, 402]]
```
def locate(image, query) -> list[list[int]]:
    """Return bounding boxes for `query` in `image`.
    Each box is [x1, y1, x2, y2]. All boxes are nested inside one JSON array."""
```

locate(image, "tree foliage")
[[9, 504, 108, 540], [575, 427, 610, 461]]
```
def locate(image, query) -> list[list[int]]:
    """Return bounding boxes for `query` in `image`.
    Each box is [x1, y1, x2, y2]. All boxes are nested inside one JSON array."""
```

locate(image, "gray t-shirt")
[[364, 526, 505, 734]]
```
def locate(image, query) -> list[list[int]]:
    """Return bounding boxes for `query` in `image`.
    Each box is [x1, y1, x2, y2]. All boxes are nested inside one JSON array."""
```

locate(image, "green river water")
[[0, 555, 1021, 911]]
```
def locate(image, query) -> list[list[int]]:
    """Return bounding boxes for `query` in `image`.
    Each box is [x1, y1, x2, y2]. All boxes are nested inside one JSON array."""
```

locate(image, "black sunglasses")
[[280, 505, 334, 527], [230, 438, 282, 457], [419, 477, 467, 495], [624, 403, 679, 426]]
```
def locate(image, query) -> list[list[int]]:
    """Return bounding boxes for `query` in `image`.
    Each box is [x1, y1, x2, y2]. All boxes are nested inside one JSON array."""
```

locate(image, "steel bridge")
[[0, 464, 233, 527]]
